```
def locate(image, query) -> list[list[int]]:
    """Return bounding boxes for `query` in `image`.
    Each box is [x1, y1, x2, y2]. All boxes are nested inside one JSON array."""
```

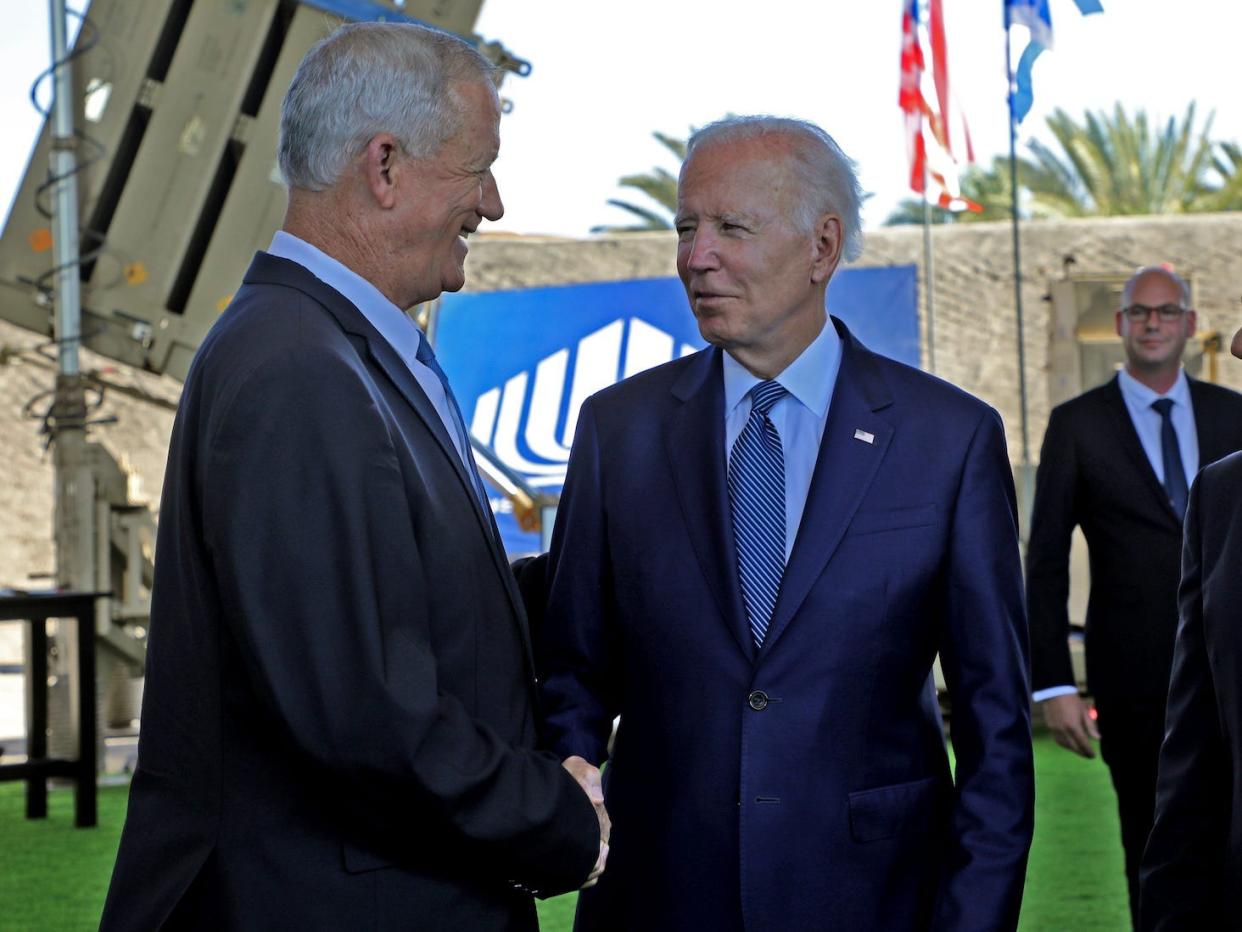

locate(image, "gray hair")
[[684, 116, 865, 262], [1121, 265, 1192, 308], [278, 21, 495, 191]]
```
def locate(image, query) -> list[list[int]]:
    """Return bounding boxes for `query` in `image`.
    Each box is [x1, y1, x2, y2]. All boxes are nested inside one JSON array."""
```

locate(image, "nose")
[[683, 228, 719, 272], [480, 170, 503, 222]]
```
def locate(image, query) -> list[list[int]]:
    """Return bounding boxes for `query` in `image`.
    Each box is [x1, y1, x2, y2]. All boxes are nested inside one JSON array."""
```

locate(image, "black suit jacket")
[[1139, 451, 1242, 930], [1027, 375, 1242, 706], [100, 253, 598, 932]]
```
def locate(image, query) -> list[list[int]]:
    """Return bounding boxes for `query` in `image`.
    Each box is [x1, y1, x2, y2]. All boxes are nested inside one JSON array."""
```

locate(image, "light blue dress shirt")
[[722, 317, 842, 560], [1115, 366, 1198, 485], [266, 231, 472, 467], [1033, 365, 1199, 704]]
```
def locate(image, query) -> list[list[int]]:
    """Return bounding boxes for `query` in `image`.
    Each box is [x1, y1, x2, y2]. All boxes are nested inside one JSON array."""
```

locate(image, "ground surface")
[[0, 734, 1128, 930]]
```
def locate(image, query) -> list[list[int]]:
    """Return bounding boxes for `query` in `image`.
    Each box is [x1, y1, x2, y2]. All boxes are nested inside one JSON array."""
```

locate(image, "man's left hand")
[[562, 755, 610, 843]]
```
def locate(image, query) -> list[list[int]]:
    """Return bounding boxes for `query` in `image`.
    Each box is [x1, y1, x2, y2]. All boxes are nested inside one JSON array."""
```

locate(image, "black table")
[[0, 591, 103, 827]]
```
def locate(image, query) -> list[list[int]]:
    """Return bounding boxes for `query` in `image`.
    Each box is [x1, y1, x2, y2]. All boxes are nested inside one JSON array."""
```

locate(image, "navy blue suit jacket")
[[541, 318, 1034, 932], [100, 253, 597, 931]]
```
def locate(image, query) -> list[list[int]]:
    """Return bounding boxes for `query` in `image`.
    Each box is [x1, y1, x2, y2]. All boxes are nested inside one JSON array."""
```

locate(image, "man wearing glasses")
[[1026, 265, 1242, 927]]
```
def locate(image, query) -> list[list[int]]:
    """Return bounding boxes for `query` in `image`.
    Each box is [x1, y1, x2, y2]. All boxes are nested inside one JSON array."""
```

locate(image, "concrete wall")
[[3, 212, 1242, 585]]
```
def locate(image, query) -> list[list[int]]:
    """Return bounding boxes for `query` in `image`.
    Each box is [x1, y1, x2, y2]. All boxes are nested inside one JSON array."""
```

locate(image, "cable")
[[26, 7, 116, 302]]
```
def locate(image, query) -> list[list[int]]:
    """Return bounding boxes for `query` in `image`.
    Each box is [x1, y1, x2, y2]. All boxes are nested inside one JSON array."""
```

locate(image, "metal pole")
[[922, 165, 936, 374], [46, 0, 95, 768], [1004, 26, 1030, 468], [48, 0, 81, 377], [1005, 11, 1035, 542]]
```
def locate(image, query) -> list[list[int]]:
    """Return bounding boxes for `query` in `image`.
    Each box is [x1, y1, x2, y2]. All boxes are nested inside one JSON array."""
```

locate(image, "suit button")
[[748, 690, 769, 711]]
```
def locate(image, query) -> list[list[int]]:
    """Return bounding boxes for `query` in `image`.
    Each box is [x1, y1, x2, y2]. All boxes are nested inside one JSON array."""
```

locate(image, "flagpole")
[[1005, 10, 1035, 536], [922, 163, 936, 374]]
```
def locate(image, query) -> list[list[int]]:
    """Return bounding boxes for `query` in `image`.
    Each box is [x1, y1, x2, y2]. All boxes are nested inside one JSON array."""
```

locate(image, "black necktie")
[[1151, 398, 1188, 520]]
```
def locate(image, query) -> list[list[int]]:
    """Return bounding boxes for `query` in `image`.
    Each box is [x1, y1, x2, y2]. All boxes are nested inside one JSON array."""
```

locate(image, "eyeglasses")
[[1122, 303, 1187, 322]]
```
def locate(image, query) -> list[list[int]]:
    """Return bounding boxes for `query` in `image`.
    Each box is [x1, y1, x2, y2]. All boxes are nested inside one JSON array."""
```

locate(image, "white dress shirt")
[[266, 231, 472, 467], [722, 317, 842, 560]]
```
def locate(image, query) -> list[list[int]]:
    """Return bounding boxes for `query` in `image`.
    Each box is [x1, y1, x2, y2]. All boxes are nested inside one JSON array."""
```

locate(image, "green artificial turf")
[[0, 781, 129, 931], [0, 735, 1129, 930], [1020, 736, 1130, 931]]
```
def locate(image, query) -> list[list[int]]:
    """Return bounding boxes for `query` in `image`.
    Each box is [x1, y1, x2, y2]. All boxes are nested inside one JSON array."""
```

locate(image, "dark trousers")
[[1097, 700, 1167, 931]]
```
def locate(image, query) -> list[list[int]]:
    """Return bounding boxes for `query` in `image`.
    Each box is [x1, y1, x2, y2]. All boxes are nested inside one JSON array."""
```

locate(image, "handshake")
[[563, 756, 610, 889]]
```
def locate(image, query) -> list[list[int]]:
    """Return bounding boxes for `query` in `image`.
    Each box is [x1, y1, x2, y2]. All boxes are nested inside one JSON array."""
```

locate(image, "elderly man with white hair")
[[539, 115, 1035, 932], [101, 22, 603, 932]]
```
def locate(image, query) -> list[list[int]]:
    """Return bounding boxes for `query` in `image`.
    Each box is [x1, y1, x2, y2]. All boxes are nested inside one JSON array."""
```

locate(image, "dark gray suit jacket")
[[101, 252, 597, 931]]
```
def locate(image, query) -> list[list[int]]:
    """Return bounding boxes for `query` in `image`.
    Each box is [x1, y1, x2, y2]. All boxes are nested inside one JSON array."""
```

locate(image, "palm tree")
[[884, 156, 1017, 225], [591, 131, 686, 233], [886, 104, 1242, 227], [1197, 141, 1242, 212], [1020, 103, 1218, 217]]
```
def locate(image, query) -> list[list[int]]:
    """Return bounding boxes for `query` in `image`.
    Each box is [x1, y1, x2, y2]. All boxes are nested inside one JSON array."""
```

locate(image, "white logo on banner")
[[470, 318, 699, 488]]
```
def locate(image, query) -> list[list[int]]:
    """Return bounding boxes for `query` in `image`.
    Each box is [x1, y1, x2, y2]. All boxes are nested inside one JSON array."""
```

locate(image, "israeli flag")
[[1005, 0, 1053, 49]]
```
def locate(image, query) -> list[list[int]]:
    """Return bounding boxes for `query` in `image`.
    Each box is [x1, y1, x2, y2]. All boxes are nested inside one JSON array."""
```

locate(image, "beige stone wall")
[[0, 315, 178, 588], [884, 212, 1242, 464], [3, 213, 1242, 583]]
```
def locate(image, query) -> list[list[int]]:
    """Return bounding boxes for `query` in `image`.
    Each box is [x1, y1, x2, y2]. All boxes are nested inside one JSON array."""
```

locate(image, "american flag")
[[898, 0, 929, 195], [899, 0, 980, 212]]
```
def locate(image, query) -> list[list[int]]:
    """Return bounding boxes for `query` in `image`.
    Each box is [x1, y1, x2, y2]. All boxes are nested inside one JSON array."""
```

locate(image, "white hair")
[[278, 21, 495, 191], [683, 116, 865, 262], [1121, 266, 1192, 308]]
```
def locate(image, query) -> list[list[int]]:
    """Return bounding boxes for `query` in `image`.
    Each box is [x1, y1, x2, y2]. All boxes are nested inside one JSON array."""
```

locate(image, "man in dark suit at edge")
[[101, 22, 604, 931], [1139, 324, 1242, 930], [540, 116, 1034, 932], [1027, 264, 1242, 927]]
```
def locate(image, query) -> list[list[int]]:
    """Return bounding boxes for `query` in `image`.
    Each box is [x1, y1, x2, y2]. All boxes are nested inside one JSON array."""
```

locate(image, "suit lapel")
[[1101, 376, 1180, 526], [761, 326, 894, 654], [1190, 377, 1230, 465], [664, 348, 755, 662], [244, 253, 537, 673], [361, 334, 495, 532]]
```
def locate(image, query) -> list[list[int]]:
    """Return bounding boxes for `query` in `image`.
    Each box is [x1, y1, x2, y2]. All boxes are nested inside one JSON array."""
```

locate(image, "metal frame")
[[0, 591, 101, 828]]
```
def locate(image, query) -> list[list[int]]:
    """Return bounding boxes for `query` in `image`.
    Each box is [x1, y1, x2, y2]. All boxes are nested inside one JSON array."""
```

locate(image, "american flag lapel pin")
[[853, 428, 875, 444]]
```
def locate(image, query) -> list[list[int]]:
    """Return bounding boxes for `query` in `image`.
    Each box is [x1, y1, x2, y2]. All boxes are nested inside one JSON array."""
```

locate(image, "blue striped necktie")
[[728, 380, 788, 648], [414, 335, 491, 514]]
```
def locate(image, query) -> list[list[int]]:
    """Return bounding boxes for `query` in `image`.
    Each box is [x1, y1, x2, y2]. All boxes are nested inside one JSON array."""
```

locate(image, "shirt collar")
[[722, 316, 841, 416], [1116, 365, 1190, 409], [267, 230, 425, 362]]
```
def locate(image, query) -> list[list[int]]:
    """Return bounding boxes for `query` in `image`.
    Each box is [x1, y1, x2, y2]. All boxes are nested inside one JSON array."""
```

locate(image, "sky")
[[2, 0, 1241, 239]]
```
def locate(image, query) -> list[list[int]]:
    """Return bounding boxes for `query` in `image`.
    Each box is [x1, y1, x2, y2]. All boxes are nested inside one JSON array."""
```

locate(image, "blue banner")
[[437, 265, 919, 553]]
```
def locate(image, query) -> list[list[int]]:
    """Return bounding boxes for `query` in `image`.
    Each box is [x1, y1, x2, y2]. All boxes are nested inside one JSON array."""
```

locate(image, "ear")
[[1184, 309, 1197, 339], [363, 133, 401, 210], [1114, 309, 1125, 338], [809, 214, 844, 285]]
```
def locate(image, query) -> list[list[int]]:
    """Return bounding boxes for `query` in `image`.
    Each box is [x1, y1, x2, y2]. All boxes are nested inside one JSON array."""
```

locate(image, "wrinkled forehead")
[[677, 137, 800, 210], [681, 133, 802, 179]]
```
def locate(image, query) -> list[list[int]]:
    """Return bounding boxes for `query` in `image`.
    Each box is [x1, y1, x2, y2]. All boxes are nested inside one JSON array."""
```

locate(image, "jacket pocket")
[[847, 775, 943, 843], [848, 504, 938, 537]]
